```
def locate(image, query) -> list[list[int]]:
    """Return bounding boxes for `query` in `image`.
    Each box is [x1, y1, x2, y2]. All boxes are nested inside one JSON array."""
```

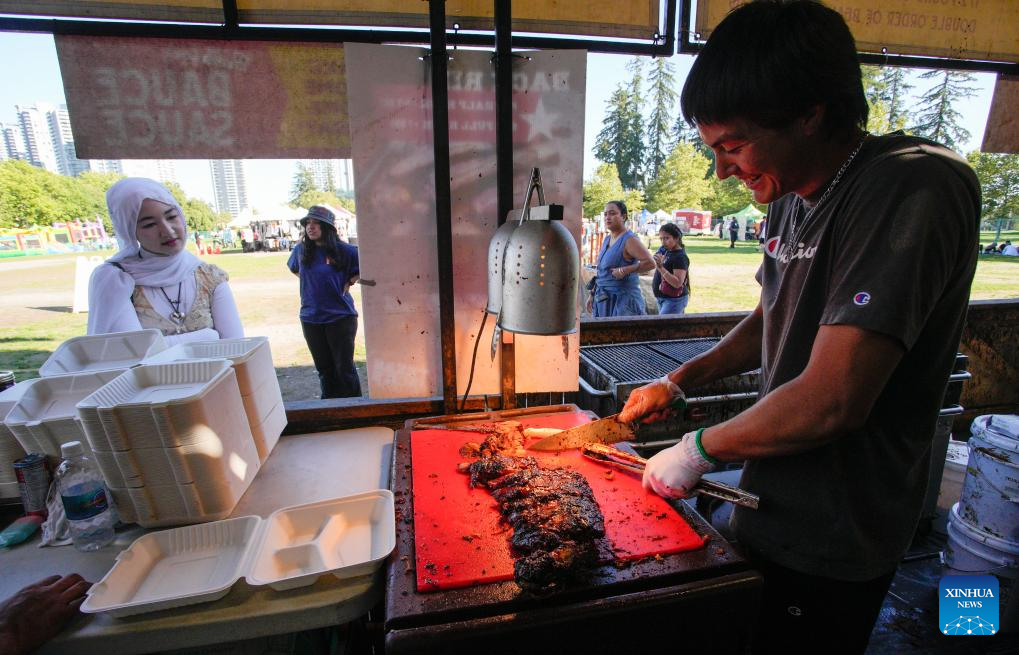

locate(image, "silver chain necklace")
[[790, 133, 869, 239]]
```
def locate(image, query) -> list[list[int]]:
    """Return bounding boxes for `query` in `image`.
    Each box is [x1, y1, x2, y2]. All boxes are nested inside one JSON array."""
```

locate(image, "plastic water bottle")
[[56, 441, 115, 551]]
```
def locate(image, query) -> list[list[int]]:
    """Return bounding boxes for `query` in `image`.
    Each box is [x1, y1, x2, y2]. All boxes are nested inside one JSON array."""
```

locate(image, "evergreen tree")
[[880, 66, 914, 132], [645, 58, 678, 184], [912, 70, 978, 150], [623, 57, 647, 189], [644, 142, 713, 212], [863, 65, 914, 135], [289, 163, 318, 207]]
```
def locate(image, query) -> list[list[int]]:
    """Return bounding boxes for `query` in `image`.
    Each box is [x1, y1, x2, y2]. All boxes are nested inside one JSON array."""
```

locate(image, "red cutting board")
[[411, 412, 707, 592]]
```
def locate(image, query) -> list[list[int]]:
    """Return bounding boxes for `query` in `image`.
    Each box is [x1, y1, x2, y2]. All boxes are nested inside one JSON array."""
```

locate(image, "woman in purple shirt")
[[287, 205, 362, 399]]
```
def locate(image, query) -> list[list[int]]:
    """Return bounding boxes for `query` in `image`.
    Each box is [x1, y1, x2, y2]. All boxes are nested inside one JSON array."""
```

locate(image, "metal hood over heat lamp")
[[488, 168, 579, 336]]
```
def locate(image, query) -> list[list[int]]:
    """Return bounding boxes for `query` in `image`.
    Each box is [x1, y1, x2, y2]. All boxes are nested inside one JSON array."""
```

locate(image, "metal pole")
[[429, 0, 459, 414], [494, 0, 517, 410]]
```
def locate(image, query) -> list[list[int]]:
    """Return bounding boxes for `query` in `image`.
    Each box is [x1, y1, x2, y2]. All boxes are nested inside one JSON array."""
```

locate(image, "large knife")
[[528, 413, 637, 451]]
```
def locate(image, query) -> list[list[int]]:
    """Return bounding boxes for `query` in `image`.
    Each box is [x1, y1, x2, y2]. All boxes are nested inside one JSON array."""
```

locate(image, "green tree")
[[968, 151, 1019, 226], [582, 163, 625, 218], [644, 142, 713, 212], [593, 58, 646, 190], [0, 160, 112, 228], [863, 65, 915, 136], [645, 58, 678, 184], [912, 70, 978, 150], [164, 182, 220, 232], [289, 163, 318, 207]]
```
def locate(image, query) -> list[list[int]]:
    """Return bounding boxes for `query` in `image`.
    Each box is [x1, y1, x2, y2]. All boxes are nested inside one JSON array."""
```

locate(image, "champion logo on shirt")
[[853, 292, 871, 306], [766, 236, 818, 264]]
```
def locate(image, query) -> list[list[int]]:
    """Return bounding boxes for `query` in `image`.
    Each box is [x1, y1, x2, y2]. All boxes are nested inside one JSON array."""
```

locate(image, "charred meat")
[[458, 422, 606, 591]]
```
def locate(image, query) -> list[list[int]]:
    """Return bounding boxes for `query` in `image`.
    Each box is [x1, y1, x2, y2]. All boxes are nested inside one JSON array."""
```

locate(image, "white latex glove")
[[642, 430, 718, 499], [619, 376, 685, 424]]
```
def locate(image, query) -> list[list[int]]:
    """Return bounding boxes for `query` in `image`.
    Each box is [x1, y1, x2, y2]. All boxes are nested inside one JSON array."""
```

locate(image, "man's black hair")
[[681, 0, 868, 140]]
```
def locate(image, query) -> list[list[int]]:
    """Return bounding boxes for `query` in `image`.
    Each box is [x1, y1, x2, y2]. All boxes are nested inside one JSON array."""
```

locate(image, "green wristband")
[[694, 428, 719, 466]]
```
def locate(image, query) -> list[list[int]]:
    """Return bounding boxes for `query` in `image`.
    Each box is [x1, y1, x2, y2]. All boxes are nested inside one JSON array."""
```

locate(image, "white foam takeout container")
[[3, 370, 126, 462], [39, 329, 166, 377], [141, 338, 284, 461], [75, 360, 261, 528], [81, 489, 396, 618]]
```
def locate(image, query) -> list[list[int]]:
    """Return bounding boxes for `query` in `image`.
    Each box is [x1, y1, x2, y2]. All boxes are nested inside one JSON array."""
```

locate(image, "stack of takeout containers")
[[77, 359, 262, 527], [4, 370, 127, 463], [0, 381, 33, 499], [142, 337, 285, 462]]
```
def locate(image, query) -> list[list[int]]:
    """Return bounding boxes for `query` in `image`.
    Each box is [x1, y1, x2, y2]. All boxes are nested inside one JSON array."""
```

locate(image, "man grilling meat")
[[619, 2, 979, 653]]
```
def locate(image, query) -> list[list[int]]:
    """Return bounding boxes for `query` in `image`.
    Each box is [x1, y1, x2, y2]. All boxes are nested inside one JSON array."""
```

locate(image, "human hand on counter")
[[0, 574, 91, 655], [643, 430, 718, 500], [618, 376, 685, 424]]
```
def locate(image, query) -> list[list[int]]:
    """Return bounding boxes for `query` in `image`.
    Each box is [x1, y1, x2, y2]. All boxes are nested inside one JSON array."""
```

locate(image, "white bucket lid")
[[971, 415, 1019, 453]]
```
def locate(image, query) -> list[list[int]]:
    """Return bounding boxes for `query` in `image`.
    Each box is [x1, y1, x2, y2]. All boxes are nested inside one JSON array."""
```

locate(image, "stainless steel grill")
[[578, 338, 759, 455]]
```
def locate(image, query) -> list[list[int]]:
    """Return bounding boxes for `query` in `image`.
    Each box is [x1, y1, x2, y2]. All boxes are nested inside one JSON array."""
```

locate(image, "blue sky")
[[0, 31, 998, 210]]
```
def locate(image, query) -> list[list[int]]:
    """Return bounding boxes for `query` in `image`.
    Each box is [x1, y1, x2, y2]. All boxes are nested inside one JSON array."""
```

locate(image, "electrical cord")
[[460, 310, 489, 411]]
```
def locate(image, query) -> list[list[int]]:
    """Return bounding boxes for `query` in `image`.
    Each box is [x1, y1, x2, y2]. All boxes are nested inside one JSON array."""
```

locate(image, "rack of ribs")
[[458, 422, 606, 591]]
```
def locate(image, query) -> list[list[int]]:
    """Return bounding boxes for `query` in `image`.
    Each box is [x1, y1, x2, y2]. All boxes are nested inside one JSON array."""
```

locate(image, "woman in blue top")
[[588, 200, 655, 317], [287, 205, 362, 399]]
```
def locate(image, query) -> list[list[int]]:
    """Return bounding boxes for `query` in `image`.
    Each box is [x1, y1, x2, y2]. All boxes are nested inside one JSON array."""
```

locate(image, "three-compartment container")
[[81, 490, 395, 617]]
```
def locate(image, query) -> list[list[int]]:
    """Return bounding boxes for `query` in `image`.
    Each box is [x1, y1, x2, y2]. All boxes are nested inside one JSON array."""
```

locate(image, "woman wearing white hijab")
[[87, 178, 243, 343]]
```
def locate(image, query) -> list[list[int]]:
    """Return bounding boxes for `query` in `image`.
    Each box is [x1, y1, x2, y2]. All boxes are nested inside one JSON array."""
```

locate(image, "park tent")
[[722, 204, 765, 241]]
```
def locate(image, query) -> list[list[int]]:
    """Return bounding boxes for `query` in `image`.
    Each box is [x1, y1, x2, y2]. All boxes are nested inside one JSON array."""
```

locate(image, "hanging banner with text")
[[238, 0, 659, 40], [54, 36, 349, 159], [695, 0, 1019, 63]]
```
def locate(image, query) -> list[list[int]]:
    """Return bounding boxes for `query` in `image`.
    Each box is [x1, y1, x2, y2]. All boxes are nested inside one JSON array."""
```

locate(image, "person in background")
[[0, 574, 90, 655], [653, 223, 691, 315], [620, 2, 979, 653], [587, 200, 655, 317], [87, 178, 244, 344], [1002, 240, 1018, 256], [288, 205, 362, 399], [728, 217, 739, 248]]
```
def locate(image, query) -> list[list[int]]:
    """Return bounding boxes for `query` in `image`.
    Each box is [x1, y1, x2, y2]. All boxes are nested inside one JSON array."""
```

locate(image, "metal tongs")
[[582, 443, 760, 510]]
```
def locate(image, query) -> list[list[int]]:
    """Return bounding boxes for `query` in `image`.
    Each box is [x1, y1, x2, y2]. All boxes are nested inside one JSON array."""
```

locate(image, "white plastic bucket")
[[958, 415, 1019, 544], [945, 503, 1019, 579]]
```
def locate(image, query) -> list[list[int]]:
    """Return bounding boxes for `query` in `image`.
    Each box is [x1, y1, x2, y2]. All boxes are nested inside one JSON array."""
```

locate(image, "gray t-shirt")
[[731, 133, 980, 581]]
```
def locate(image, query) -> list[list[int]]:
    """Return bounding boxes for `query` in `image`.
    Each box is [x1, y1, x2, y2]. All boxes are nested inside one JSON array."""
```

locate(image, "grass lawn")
[[1, 237, 1015, 399]]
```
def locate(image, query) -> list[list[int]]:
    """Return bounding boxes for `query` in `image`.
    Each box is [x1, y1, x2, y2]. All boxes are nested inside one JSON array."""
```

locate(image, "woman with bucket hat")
[[87, 177, 244, 343], [287, 205, 362, 398]]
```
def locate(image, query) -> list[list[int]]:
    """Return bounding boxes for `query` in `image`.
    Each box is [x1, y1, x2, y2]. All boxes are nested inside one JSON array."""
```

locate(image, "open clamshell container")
[[4, 370, 126, 462], [81, 490, 395, 617], [39, 329, 166, 377], [142, 337, 285, 461]]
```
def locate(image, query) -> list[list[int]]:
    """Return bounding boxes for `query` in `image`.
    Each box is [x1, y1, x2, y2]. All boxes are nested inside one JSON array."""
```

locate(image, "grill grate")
[[646, 338, 720, 364], [581, 338, 721, 383]]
